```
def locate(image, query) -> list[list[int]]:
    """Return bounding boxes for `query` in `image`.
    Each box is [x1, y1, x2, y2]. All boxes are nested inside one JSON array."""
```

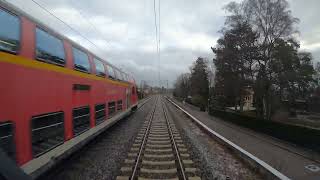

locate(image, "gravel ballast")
[[41, 98, 155, 180], [165, 100, 263, 180]]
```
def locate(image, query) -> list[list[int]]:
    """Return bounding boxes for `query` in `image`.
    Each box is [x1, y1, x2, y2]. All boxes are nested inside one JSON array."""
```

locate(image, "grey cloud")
[[7, 0, 320, 87]]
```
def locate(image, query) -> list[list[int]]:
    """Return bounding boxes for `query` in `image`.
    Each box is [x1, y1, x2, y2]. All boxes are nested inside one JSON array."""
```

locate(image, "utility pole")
[[166, 80, 169, 95]]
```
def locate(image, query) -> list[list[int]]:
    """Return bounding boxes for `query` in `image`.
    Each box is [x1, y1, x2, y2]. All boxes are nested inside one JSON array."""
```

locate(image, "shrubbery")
[[209, 109, 320, 152], [191, 95, 206, 111]]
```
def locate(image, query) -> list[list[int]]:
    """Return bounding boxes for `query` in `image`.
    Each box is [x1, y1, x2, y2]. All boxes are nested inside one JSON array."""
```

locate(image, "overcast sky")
[[6, 0, 320, 87]]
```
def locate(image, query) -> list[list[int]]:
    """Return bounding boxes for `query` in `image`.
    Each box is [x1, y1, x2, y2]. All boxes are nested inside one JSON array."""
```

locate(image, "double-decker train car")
[[0, 1, 138, 177]]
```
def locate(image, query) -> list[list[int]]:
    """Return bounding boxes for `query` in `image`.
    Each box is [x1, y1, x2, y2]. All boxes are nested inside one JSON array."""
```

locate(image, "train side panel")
[[0, 3, 138, 168]]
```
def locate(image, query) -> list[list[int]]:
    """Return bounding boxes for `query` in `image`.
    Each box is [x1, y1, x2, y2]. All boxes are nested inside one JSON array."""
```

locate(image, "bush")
[[191, 95, 206, 111]]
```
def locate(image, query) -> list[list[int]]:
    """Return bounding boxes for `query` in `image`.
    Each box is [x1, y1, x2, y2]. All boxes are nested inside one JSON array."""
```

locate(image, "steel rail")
[[165, 96, 291, 180], [130, 96, 158, 179], [162, 100, 187, 180]]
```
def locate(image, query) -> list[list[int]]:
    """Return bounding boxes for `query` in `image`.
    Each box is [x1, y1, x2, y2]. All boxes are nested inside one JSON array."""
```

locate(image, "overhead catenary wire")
[[153, 0, 159, 57], [30, 0, 108, 56], [68, 0, 111, 48]]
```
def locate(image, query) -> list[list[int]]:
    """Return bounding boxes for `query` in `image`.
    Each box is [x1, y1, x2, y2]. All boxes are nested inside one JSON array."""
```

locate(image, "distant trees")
[[315, 62, 320, 87], [211, 0, 317, 120], [190, 57, 209, 110], [212, 21, 259, 112], [173, 57, 209, 111], [173, 73, 190, 99], [173, 0, 318, 118]]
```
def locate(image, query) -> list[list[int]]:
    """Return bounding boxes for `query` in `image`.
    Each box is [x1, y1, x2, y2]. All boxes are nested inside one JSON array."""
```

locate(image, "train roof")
[[0, 1, 135, 83]]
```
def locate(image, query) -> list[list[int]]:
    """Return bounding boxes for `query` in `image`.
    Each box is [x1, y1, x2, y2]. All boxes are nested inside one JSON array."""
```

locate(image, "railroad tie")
[[188, 176, 202, 180], [140, 167, 177, 174], [180, 153, 190, 158], [178, 148, 188, 152], [132, 143, 141, 147], [116, 99, 202, 180], [128, 153, 138, 158], [130, 147, 140, 152], [185, 168, 198, 174], [116, 176, 130, 180], [148, 134, 169, 137], [145, 148, 172, 153], [182, 159, 194, 165], [138, 177, 179, 180], [177, 143, 186, 148], [146, 144, 171, 148], [124, 159, 135, 164], [134, 139, 143, 143], [142, 160, 175, 166], [147, 137, 170, 141], [144, 153, 174, 158], [147, 140, 171, 144], [120, 166, 133, 173]]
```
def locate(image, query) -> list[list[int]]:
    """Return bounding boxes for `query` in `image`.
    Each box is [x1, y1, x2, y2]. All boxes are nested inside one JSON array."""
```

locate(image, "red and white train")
[[0, 1, 138, 176]]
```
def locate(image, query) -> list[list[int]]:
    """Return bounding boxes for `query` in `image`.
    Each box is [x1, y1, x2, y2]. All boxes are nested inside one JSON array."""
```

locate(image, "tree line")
[[173, 0, 320, 120], [173, 57, 210, 111]]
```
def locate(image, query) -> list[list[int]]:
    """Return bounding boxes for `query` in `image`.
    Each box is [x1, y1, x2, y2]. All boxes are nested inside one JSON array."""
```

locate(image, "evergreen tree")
[[189, 57, 209, 110]]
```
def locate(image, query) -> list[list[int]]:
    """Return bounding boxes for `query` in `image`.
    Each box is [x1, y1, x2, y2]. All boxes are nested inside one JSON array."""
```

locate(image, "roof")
[[0, 0, 133, 80]]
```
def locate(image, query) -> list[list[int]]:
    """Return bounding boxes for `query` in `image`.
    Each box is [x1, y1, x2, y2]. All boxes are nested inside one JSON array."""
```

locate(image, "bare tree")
[[206, 59, 216, 89], [173, 73, 190, 99], [224, 0, 300, 119]]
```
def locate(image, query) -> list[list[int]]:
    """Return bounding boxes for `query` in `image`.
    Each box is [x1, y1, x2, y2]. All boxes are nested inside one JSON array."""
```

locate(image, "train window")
[[118, 71, 123, 81], [117, 100, 123, 111], [95, 104, 106, 125], [72, 47, 90, 73], [35, 28, 65, 66], [113, 69, 118, 79], [31, 112, 64, 157], [114, 70, 120, 81], [118, 72, 122, 81], [0, 121, 15, 161], [0, 9, 20, 53], [107, 66, 115, 79], [94, 58, 105, 77], [108, 102, 116, 117], [120, 72, 125, 81], [73, 106, 90, 136]]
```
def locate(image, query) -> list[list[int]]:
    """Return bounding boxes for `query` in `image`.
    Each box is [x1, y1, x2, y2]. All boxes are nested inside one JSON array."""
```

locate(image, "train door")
[[126, 88, 131, 109]]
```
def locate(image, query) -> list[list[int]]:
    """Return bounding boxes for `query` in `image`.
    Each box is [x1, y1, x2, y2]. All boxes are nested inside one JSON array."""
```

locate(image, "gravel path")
[[41, 98, 155, 180], [165, 99, 263, 180]]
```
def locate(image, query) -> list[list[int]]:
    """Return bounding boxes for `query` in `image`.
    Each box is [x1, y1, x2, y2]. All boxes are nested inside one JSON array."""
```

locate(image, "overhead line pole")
[[158, 0, 161, 88], [153, 0, 160, 88]]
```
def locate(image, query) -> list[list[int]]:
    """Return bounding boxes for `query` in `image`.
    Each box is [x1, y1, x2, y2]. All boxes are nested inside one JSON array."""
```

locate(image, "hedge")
[[209, 109, 320, 152]]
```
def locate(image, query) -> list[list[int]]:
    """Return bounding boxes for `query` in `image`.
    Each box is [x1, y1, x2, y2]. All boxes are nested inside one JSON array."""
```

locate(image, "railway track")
[[116, 96, 201, 180], [40, 97, 154, 180]]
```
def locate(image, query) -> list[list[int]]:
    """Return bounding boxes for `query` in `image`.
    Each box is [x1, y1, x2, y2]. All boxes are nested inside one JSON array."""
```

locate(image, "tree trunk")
[[240, 96, 244, 112], [235, 99, 238, 112], [264, 89, 273, 121]]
